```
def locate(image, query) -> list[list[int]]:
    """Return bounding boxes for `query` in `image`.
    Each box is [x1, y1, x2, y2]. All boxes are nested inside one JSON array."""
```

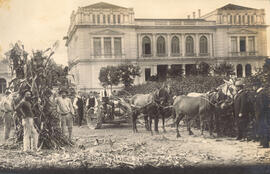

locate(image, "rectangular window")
[[251, 15, 254, 24], [248, 36, 255, 54], [107, 15, 111, 24], [92, 14, 96, 23], [247, 15, 250, 25], [117, 15, 121, 24], [231, 37, 237, 53], [114, 37, 122, 56], [103, 15, 106, 24], [242, 15, 245, 24], [113, 15, 116, 24], [238, 15, 241, 24], [104, 37, 112, 55], [229, 15, 232, 24], [97, 15, 100, 24], [145, 68, 151, 81], [234, 15, 237, 24], [240, 37, 246, 52], [93, 37, 101, 56]]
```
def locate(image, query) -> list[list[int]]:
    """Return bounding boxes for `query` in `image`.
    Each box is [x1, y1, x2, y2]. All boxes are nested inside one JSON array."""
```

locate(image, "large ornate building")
[[65, 2, 268, 91]]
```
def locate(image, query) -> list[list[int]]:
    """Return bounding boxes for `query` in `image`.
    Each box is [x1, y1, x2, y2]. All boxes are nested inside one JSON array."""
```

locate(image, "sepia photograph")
[[0, 0, 270, 173]]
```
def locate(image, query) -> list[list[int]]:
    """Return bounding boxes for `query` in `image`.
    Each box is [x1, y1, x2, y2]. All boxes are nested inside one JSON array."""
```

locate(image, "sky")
[[0, 0, 269, 65]]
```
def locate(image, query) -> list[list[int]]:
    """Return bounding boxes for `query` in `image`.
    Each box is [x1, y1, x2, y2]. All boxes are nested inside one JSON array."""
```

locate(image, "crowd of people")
[[0, 87, 117, 152], [0, 79, 269, 152], [226, 80, 270, 148]]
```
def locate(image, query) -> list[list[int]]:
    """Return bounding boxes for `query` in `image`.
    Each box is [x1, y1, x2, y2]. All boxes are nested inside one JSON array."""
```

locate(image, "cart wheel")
[[86, 111, 102, 129]]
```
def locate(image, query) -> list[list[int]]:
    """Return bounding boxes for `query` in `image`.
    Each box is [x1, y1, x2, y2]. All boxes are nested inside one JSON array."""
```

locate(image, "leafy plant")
[[213, 62, 235, 76], [6, 41, 73, 149]]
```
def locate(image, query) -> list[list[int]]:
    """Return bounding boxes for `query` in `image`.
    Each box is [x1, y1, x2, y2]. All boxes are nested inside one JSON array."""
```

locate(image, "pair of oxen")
[[121, 80, 237, 138]]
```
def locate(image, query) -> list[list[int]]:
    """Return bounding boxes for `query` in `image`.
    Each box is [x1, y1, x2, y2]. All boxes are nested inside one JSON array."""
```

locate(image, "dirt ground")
[[0, 120, 270, 170]]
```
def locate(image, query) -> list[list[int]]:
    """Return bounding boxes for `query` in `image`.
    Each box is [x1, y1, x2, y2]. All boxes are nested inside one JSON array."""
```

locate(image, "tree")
[[213, 62, 235, 76], [6, 41, 73, 149], [99, 66, 121, 91], [167, 65, 183, 79], [197, 62, 211, 76], [118, 64, 140, 88]]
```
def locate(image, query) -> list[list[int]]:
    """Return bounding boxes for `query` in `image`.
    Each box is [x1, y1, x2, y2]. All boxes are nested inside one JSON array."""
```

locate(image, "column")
[[167, 35, 171, 57], [153, 34, 156, 57], [209, 34, 213, 57], [237, 36, 240, 56], [246, 36, 248, 56], [90, 37, 93, 58], [111, 37, 115, 58], [182, 35, 185, 56], [182, 64, 186, 76], [138, 34, 141, 58], [243, 64, 246, 77], [111, 14, 113, 24], [195, 34, 199, 56], [101, 37, 104, 58], [121, 36, 124, 58]]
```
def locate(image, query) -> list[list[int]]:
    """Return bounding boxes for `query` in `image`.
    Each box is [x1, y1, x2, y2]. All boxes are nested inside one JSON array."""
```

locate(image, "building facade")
[[65, 2, 268, 91]]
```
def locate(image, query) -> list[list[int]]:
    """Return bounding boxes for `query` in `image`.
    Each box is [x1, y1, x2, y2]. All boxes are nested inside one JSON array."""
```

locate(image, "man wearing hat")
[[234, 80, 249, 141], [1, 89, 15, 141], [55, 89, 75, 140], [254, 81, 270, 148]]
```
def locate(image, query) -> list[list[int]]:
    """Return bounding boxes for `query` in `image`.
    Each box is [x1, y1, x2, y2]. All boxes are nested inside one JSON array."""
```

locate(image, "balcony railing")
[[90, 54, 125, 59], [229, 51, 257, 57], [157, 53, 168, 57], [199, 53, 210, 56], [142, 53, 153, 57], [185, 53, 196, 57], [171, 53, 182, 57]]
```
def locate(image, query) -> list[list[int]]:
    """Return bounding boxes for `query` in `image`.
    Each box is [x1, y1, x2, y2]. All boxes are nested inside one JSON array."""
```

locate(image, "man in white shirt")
[[1, 90, 15, 141], [55, 89, 75, 140]]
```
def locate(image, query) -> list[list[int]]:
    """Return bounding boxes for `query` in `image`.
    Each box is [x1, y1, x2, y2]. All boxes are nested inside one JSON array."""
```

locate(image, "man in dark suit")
[[254, 82, 270, 148], [234, 80, 249, 141], [73, 92, 84, 127]]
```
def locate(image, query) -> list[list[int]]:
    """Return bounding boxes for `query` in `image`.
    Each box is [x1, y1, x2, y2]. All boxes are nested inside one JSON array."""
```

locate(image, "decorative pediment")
[[227, 29, 257, 34], [89, 29, 124, 35], [83, 2, 127, 9], [219, 4, 256, 10]]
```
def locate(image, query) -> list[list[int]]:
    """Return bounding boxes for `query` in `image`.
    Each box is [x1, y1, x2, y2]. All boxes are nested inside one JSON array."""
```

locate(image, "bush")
[[120, 75, 226, 97]]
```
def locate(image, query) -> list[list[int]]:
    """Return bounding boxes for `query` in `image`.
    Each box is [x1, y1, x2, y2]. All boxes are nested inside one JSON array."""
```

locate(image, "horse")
[[128, 84, 173, 135], [173, 89, 230, 138], [129, 92, 159, 134]]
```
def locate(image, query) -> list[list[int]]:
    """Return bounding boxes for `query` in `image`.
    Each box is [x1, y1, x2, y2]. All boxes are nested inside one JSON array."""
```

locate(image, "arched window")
[[171, 36, 180, 55], [245, 64, 252, 77], [186, 36, 194, 56], [0, 78, 6, 94], [142, 36, 151, 56], [237, 64, 243, 77], [199, 36, 208, 55], [157, 36, 166, 56]]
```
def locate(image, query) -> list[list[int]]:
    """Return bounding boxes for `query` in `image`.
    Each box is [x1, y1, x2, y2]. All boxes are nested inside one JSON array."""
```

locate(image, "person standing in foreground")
[[73, 92, 84, 127], [15, 90, 39, 152], [254, 82, 270, 148], [1, 90, 14, 141], [55, 89, 75, 140], [234, 80, 249, 141], [85, 91, 98, 129]]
